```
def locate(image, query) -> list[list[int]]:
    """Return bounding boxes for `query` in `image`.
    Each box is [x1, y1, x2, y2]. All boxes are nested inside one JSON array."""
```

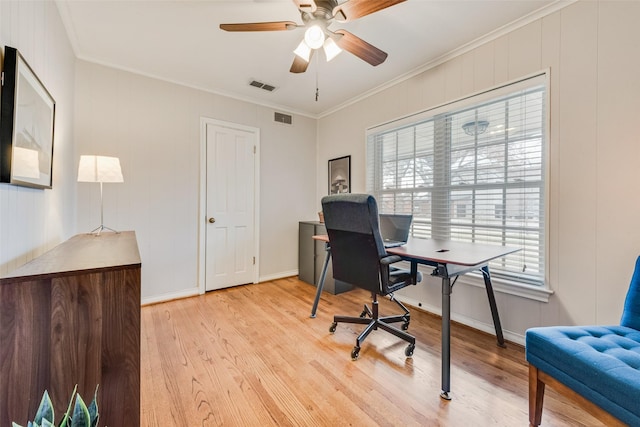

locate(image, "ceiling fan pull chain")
[[315, 55, 320, 102]]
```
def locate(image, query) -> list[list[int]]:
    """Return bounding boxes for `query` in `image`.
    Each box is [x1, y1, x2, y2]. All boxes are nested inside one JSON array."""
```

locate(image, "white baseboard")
[[259, 270, 298, 283], [141, 270, 299, 306], [395, 294, 526, 346], [141, 287, 201, 306]]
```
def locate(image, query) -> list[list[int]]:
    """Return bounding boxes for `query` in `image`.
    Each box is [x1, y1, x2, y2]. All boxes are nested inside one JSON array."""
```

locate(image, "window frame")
[[366, 72, 552, 301]]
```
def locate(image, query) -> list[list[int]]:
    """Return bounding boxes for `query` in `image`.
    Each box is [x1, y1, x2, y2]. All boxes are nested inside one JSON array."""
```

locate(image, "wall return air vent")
[[274, 112, 293, 125]]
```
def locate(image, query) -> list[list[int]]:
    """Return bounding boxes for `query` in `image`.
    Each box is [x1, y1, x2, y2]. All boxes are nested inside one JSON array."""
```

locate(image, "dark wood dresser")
[[0, 231, 141, 426]]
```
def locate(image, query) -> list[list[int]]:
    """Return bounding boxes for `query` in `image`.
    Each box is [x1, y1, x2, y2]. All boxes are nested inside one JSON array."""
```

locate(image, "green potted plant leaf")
[[13, 385, 99, 427]]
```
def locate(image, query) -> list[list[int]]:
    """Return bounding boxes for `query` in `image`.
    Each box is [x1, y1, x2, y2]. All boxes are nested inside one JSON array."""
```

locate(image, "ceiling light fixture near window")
[[462, 120, 489, 136]]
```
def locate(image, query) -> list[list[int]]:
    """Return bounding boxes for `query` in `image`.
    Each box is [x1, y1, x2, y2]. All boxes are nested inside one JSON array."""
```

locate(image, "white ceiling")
[[56, 0, 567, 118]]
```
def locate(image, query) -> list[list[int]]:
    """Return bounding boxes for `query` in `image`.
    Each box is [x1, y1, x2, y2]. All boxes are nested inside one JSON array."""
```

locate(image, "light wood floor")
[[141, 277, 602, 426]]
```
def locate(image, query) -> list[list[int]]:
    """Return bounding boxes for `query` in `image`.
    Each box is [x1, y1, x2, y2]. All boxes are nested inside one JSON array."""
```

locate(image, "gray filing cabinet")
[[298, 221, 353, 294]]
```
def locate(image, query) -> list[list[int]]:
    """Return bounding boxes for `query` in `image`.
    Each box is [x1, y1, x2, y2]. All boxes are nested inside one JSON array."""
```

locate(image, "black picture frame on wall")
[[328, 155, 350, 194], [0, 46, 56, 189]]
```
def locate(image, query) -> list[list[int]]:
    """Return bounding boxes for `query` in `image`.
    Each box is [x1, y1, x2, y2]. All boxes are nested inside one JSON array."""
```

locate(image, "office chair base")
[[405, 343, 415, 357], [351, 346, 360, 360], [350, 341, 415, 360], [330, 293, 415, 359]]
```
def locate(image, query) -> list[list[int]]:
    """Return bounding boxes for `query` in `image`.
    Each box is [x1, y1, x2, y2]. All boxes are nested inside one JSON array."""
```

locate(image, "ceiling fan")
[[220, 0, 406, 73]]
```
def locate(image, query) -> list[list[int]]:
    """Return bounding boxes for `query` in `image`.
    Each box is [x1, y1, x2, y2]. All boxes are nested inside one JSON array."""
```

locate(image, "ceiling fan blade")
[[290, 49, 315, 73], [333, 0, 406, 23], [220, 21, 298, 32], [334, 30, 387, 66], [292, 0, 317, 13]]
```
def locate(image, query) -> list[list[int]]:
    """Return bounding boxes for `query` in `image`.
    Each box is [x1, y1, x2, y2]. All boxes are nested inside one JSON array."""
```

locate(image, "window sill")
[[455, 271, 553, 302]]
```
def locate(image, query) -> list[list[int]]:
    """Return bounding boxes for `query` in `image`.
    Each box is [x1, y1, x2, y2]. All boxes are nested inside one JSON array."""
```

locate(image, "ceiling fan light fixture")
[[304, 25, 325, 49], [293, 40, 312, 61], [323, 37, 342, 61]]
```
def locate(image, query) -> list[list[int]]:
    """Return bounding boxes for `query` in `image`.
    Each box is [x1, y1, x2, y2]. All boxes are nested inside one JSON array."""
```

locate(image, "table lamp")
[[77, 155, 123, 235]]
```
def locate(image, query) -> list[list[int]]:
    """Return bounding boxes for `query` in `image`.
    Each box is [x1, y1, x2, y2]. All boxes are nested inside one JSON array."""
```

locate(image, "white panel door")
[[205, 122, 257, 291]]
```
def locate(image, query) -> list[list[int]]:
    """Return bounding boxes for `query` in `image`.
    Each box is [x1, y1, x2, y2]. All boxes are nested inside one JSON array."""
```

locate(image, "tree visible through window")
[[367, 76, 546, 286]]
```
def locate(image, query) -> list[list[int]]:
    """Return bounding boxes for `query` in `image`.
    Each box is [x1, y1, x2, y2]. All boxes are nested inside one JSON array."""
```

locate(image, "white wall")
[[0, 1, 76, 275], [317, 1, 640, 342], [74, 61, 318, 302]]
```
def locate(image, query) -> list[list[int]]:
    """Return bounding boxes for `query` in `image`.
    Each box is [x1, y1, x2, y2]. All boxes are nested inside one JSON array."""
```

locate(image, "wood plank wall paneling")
[[141, 277, 605, 426], [0, 0, 77, 278], [0, 232, 141, 427]]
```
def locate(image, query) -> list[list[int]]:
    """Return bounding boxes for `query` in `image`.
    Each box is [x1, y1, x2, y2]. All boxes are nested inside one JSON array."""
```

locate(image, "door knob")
[[208, 217, 216, 224]]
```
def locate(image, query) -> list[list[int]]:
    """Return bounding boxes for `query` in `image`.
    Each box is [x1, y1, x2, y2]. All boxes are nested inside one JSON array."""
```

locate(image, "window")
[[367, 74, 547, 286]]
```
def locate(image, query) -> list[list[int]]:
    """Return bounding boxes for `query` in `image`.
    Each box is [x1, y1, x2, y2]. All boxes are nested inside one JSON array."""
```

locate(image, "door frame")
[[198, 117, 261, 294]]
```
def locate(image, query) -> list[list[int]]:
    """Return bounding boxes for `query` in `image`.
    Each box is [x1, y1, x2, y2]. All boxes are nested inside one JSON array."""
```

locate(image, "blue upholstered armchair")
[[526, 256, 640, 426]]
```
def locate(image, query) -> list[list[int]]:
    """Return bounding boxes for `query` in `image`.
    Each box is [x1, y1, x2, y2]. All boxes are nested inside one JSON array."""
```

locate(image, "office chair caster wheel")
[[405, 343, 415, 358], [359, 309, 368, 318], [351, 346, 360, 360], [329, 322, 337, 333], [402, 321, 410, 331]]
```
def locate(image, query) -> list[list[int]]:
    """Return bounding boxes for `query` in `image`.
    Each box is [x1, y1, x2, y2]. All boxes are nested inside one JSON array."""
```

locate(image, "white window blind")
[[367, 74, 547, 286]]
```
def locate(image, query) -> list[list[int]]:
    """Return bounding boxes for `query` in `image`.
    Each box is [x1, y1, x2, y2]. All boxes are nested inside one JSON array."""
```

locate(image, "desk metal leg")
[[440, 276, 452, 401], [310, 243, 330, 318], [410, 261, 418, 284], [481, 265, 505, 347]]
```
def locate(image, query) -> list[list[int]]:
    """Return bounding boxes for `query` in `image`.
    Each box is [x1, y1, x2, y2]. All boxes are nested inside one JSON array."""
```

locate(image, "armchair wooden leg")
[[529, 364, 545, 427]]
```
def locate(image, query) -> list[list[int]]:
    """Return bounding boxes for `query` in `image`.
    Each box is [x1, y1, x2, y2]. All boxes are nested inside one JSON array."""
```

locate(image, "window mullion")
[[395, 132, 399, 212], [501, 102, 509, 270], [432, 115, 450, 240], [472, 110, 479, 243]]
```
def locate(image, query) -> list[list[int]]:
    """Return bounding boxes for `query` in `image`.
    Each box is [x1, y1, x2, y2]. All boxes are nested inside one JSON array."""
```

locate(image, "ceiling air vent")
[[249, 79, 277, 92], [274, 112, 293, 125]]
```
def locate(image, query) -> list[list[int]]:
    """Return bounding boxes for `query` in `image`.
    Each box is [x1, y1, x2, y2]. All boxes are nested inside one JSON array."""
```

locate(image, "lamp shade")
[[78, 155, 124, 183]]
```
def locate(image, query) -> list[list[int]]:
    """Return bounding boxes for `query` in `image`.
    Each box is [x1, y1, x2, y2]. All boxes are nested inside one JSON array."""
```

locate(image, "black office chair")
[[322, 193, 421, 360]]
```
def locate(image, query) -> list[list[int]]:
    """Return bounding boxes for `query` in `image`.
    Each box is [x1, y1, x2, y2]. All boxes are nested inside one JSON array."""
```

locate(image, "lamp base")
[[88, 224, 120, 236]]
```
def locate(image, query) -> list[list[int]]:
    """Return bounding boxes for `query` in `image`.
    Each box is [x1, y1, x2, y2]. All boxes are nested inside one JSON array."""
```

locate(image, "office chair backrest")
[[321, 194, 387, 294], [621, 256, 640, 330]]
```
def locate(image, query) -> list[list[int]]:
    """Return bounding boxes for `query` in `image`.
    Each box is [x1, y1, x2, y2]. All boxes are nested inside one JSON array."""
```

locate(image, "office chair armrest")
[[380, 255, 403, 266], [380, 254, 417, 294]]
